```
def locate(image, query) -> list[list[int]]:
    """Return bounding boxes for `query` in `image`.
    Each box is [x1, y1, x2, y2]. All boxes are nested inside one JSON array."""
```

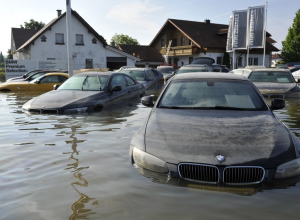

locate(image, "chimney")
[[204, 19, 210, 24], [111, 41, 115, 47], [57, 10, 62, 17]]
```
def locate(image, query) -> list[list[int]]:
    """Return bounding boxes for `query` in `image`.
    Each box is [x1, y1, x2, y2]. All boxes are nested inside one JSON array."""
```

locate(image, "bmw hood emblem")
[[215, 154, 226, 163]]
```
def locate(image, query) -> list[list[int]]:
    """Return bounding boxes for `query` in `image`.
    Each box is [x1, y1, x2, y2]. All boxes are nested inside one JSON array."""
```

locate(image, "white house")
[[11, 9, 140, 71]]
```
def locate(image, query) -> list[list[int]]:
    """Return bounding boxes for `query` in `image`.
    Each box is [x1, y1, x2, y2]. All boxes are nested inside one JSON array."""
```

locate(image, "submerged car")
[[129, 72, 300, 185], [248, 68, 300, 99], [0, 72, 69, 91], [6, 69, 67, 82], [119, 68, 164, 94], [22, 72, 144, 114]]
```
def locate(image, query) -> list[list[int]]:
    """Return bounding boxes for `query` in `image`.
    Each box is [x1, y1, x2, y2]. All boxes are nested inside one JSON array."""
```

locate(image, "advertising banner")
[[5, 59, 66, 80], [248, 6, 265, 48], [226, 16, 233, 52], [232, 10, 248, 50]]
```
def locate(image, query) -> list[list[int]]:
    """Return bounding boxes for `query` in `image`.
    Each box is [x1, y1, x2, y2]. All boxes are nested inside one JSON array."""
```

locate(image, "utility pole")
[[66, 0, 73, 76]]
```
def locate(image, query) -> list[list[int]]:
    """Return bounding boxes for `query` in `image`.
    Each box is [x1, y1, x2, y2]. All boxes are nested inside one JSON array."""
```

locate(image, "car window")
[[82, 76, 101, 91], [39, 75, 60, 83], [158, 67, 174, 74], [249, 71, 294, 83], [159, 80, 267, 110], [111, 75, 127, 89], [151, 69, 159, 76], [29, 72, 46, 80], [148, 70, 155, 78], [212, 66, 221, 72], [177, 67, 208, 74], [125, 76, 135, 86], [121, 70, 145, 81]]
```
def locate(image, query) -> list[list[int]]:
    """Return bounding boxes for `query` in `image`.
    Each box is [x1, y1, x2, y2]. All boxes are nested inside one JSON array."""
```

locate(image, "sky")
[[0, 0, 298, 57]]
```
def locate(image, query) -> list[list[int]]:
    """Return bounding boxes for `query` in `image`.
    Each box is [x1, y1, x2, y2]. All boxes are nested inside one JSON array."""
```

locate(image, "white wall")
[[21, 14, 107, 70]]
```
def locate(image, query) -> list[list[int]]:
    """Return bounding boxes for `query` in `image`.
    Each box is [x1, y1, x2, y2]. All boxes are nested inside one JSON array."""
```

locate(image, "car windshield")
[[177, 67, 207, 74], [158, 80, 267, 110], [158, 67, 174, 74], [121, 70, 145, 81], [249, 71, 294, 83], [24, 70, 40, 78], [58, 76, 108, 91]]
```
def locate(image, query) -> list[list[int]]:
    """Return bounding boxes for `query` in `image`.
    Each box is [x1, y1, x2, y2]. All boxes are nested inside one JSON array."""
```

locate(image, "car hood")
[[27, 90, 104, 109], [253, 82, 297, 94], [145, 109, 295, 168]]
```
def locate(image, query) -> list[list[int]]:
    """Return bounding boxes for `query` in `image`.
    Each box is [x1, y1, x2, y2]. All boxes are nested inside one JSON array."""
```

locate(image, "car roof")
[[73, 71, 122, 77], [44, 72, 69, 77], [252, 68, 290, 72], [181, 64, 208, 68], [173, 72, 248, 81], [120, 68, 149, 71]]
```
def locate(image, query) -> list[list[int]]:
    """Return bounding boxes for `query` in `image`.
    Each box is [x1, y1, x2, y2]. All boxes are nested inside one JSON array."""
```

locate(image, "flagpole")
[[246, 6, 250, 67], [66, 0, 73, 76], [263, 2, 268, 67]]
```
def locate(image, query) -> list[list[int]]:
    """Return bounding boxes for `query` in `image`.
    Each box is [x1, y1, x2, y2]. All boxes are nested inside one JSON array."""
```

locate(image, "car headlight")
[[63, 107, 88, 114], [133, 147, 169, 173], [275, 157, 300, 178]]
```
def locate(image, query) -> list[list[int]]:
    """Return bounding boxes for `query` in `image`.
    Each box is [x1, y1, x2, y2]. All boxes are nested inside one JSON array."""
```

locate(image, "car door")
[[146, 70, 156, 93], [31, 75, 67, 91], [124, 75, 143, 98], [151, 69, 164, 90], [109, 75, 131, 105]]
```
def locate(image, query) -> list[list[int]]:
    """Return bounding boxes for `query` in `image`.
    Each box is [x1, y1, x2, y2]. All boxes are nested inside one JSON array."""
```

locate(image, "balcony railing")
[[160, 45, 200, 56]]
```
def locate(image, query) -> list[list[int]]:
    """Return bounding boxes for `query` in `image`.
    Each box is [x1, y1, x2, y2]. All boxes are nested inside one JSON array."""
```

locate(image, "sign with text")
[[5, 59, 66, 80], [226, 16, 233, 52], [232, 10, 248, 50], [248, 6, 265, 48]]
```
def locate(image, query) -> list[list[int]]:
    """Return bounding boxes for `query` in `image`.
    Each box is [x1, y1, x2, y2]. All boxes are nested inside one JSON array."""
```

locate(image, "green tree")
[[20, 19, 45, 30], [7, 49, 13, 59], [281, 9, 300, 62], [110, 33, 140, 45], [0, 52, 4, 63]]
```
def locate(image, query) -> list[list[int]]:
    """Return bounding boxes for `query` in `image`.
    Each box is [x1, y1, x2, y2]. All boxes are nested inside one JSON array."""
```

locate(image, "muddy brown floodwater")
[[0, 91, 300, 220]]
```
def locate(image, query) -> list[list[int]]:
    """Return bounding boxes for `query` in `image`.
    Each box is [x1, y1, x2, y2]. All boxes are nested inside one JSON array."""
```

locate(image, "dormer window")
[[92, 38, 97, 44], [41, 35, 47, 42]]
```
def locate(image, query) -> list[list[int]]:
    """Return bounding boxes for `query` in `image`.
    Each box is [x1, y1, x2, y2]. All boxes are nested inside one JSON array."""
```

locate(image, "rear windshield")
[[249, 71, 294, 83], [177, 67, 207, 74], [158, 67, 174, 74], [58, 76, 108, 91], [120, 70, 145, 81], [158, 80, 267, 110]]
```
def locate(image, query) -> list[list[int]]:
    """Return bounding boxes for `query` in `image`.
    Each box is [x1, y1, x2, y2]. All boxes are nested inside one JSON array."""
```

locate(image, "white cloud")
[[106, 0, 163, 33]]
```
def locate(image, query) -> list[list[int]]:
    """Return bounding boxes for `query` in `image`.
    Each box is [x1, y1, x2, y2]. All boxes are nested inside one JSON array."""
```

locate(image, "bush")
[[0, 71, 5, 82]]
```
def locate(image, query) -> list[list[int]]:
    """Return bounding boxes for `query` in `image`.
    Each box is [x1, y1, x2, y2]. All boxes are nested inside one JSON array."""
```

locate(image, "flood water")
[[1, 91, 300, 220]]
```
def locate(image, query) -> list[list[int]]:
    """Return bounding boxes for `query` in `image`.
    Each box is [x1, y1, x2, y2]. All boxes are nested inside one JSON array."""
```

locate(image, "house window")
[[181, 37, 186, 46], [55, 33, 64, 44], [92, 38, 97, 44], [47, 58, 55, 60], [172, 39, 177, 47], [254, 58, 258, 65], [189, 57, 193, 64], [238, 57, 242, 67], [161, 39, 165, 47], [41, 35, 47, 42], [217, 57, 222, 64], [76, 34, 84, 45], [248, 58, 253, 65], [189, 39, 193, 45]]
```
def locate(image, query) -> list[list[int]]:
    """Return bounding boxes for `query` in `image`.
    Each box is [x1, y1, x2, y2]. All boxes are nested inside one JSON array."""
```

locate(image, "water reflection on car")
[[130, 72, 300, 187], [248, 68, 300, 99], [22, 72, 144, 114]]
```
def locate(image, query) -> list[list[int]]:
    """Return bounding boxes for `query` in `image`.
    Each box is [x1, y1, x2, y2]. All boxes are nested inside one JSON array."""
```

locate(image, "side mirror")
[[111, 85, 122, 93], [270, 98, 285, 110], [141, 96, 154, 107], [148, 77, 154, 81], [295, 78, 298, 83], [35, 79, 41, 84], [53, 84, 60, 90]]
